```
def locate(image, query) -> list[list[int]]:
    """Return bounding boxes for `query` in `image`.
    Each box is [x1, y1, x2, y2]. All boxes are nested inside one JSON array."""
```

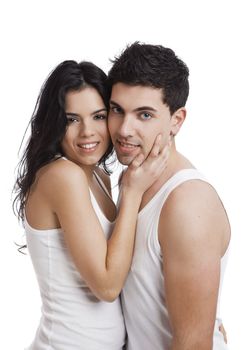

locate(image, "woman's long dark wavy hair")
[[13, 60, 113, 222]]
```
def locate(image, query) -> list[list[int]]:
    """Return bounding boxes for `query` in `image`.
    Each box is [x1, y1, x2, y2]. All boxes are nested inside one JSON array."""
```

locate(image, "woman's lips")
[[77, 142, 99, 152]]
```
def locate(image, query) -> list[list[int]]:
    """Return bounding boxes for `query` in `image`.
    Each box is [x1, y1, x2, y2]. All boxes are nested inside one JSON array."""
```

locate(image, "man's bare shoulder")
[[159, 179, 230, 256], [164, 178, 223, 214]]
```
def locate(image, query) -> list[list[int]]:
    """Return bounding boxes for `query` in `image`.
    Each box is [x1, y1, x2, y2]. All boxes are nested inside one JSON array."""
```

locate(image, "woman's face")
[[61, 87, 110, 168]]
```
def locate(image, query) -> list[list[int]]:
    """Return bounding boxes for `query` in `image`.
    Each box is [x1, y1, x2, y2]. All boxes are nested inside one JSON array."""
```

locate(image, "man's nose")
[[117, 115, 135, 138]]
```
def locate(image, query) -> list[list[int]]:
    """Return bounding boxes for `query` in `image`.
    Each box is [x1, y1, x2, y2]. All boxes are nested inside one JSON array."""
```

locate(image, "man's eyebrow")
[[110, 101, 157, 113], [110, 101, 122, 108], [133, 106, 157, 112]]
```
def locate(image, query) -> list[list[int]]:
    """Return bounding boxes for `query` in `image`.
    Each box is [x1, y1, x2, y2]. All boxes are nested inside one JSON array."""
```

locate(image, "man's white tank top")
[[121, 169, 229, 350], [24, 171, 125, 350]]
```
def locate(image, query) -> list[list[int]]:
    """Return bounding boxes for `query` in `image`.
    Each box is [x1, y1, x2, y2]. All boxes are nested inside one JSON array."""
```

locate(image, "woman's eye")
[[94, 114, 107, 120], [140, 112, 152, 120], [67, 116, 79, 123]]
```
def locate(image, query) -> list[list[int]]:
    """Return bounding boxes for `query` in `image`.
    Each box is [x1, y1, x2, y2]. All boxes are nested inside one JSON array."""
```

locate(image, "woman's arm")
[[43, 135, 169, 301]]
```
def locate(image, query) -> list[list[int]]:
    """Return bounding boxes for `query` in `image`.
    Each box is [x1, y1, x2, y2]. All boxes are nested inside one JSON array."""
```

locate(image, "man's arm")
[[159, 180, 230, 350]]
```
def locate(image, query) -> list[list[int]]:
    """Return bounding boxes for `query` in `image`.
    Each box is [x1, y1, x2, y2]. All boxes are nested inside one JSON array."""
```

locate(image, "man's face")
[[108, 83, 173, 165]]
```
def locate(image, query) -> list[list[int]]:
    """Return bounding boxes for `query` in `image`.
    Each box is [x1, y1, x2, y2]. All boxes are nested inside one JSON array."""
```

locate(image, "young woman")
[[14, 60, 169, 349]]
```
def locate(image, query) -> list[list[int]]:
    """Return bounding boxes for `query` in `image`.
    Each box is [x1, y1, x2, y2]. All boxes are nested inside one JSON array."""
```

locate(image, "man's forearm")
[[171, 336, 213, 350]]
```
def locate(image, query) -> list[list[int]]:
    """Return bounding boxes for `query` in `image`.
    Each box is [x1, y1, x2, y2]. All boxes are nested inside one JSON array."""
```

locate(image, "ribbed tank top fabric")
[[121, 169, 229, 350], [24, 165, 125, 349]]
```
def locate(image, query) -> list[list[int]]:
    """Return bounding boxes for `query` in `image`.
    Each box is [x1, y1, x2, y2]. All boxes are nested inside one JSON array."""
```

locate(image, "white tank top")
[[25, 171, 125, 350], [121, 169, 229, 350]]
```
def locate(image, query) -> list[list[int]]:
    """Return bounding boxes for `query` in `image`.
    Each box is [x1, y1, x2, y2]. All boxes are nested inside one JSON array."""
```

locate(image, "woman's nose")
[[79, 121, 95, 138]]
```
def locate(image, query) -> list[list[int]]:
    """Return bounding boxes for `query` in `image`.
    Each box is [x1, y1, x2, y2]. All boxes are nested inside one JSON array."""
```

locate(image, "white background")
[[1, 0, 244, 349]]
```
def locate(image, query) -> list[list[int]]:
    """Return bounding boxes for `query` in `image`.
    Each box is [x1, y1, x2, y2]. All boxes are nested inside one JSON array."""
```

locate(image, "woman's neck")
[[80, 164, 96, 182]]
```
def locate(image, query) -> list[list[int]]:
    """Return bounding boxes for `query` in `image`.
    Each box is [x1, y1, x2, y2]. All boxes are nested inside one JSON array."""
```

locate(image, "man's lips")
[[116, 140, 141, 155], [117, 140, 140, 149]]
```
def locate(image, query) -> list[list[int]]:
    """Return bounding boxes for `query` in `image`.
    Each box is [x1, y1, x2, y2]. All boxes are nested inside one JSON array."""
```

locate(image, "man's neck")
[[139, 149, 194, 212]]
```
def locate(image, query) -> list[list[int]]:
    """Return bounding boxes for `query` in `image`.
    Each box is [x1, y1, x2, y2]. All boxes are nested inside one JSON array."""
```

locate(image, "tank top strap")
[[138, 168, 208, 219], [159, 168, 208, 199], [93, 171, 112, 199], [138, 168, 209, 259]]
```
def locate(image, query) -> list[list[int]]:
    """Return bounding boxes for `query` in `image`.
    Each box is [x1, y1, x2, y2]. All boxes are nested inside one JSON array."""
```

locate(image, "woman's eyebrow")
[[91, 108, 107, 115], [66, 112, 80, 117]]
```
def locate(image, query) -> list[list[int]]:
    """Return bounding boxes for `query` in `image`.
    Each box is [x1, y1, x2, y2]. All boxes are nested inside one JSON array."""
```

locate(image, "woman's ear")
[[170, 107, 186, 136]]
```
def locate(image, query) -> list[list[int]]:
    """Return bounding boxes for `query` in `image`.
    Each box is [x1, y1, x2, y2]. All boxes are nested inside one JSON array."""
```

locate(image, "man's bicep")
[[163, 246, 220, 336], [158, 184, 222, 347]]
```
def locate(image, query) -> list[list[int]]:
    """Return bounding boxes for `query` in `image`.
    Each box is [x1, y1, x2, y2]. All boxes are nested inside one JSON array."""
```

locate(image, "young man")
[[108, 43, 230, 350]]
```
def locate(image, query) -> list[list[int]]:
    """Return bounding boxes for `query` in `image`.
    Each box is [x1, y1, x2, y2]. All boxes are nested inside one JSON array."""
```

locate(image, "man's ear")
[[170, 107, 186, 136]]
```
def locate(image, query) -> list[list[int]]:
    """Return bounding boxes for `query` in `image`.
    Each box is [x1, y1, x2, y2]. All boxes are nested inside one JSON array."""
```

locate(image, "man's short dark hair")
[[108, 42, 189, 115]]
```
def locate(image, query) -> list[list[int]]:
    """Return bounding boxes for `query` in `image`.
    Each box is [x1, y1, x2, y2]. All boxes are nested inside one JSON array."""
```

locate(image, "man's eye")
[[140, 112, 152, 120], [111, 106, 123, 114]]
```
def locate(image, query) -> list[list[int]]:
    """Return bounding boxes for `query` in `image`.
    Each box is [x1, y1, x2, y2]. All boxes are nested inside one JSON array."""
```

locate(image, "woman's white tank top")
[[24, 170, 125, 350]]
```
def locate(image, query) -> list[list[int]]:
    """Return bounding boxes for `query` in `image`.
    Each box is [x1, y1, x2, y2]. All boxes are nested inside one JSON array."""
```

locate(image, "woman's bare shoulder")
[[35, 158, 87, 192]]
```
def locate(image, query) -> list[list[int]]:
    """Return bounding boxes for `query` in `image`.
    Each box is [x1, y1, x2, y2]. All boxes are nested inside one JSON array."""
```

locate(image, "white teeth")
[[80, 143, 98, 149], [119, 141, 138, 148]]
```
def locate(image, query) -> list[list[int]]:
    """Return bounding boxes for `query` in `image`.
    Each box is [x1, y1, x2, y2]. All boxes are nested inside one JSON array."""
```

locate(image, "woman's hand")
[[219, 323, 228, 344], [121, 134, 170, 194]]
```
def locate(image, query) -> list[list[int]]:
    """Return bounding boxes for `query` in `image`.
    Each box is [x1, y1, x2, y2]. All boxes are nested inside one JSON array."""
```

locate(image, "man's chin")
[[117, 154, 135, 166]]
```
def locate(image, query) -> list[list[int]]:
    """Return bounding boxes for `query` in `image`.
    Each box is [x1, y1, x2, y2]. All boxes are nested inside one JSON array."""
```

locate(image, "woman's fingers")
[[122, 133, 171, 194], [130, 153, 145, 169], [148, 134, 162, 158], [158, 139, 171, 162], [143, 134, 170, 168], [219, 324, 228, 344]]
